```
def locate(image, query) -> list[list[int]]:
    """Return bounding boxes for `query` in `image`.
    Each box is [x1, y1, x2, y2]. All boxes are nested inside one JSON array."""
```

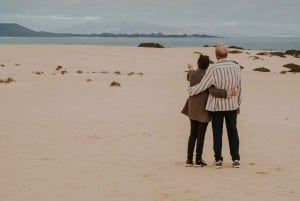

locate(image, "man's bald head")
[[215, 43, 228, 59]]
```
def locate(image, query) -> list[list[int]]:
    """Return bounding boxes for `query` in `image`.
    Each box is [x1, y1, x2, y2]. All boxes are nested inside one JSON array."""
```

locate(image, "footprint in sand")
[[256, 171, 268, 175]]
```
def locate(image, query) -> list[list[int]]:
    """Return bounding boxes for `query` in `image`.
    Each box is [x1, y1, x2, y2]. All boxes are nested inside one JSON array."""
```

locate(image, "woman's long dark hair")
[[198, 55, 210, 70]]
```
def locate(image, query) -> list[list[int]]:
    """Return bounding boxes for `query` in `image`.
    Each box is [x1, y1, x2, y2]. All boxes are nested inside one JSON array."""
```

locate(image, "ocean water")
[[0, 36, 300, 51]]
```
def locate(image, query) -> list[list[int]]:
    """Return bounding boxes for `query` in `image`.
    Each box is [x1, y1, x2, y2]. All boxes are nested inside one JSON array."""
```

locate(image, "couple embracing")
[[182, 43, 241, 169]]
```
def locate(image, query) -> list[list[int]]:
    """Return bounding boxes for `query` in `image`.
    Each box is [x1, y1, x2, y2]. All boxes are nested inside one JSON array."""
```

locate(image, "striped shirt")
[[187, 58, 242, 111]]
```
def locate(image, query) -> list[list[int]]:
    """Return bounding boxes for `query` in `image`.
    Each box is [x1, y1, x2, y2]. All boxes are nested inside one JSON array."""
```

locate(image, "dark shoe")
[[185, 159, 193, 167], [232, 160, 240, 168], [195, 160, 207, 167], [214, 160, 223, 169]]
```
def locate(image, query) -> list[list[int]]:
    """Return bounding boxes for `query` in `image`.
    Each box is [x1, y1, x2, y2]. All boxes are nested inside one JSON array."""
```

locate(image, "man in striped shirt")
[[187, 43, 241, 168]]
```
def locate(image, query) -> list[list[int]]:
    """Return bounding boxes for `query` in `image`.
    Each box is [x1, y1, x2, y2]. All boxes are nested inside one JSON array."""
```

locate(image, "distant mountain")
[[0, 23, 36, 36], [0, 23, 82, 37], [0, 23, 219, 38]]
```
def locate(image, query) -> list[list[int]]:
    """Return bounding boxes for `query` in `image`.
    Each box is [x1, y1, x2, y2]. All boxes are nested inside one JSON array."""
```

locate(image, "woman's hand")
[[187, 63, 193, 70], [231, 88, 237, 96]]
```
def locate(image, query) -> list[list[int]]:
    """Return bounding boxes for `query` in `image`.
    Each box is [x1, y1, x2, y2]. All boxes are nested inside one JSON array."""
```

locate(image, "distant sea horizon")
[[1, 36, 300, 51]]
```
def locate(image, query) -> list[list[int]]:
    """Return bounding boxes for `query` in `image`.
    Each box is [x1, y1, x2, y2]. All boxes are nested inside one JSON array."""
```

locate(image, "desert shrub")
[[283, 63, 300, 72], [228, 46, 244, 50], [270, 52, 286, 58], [256, 52, 269, 56], [229, 50, 243, 54], [249, 56, 263, 60], [253, 67, 270, 72], [110, 81, 121, 87], [0, 77, 16, 83], [56, 66, 63, 71], [285, 50, 300, 58], [138, 43, 165, 48]]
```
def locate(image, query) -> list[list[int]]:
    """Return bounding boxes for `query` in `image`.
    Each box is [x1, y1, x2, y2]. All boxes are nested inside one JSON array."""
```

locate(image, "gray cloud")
[[1, 0, 300, 36]]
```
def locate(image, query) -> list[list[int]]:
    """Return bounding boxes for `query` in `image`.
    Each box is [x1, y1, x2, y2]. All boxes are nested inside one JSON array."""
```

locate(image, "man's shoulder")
[[211, 59, 240, 69]]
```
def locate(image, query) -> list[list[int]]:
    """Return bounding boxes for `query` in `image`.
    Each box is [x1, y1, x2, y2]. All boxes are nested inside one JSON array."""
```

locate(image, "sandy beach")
[[0, 45, 300, 201]]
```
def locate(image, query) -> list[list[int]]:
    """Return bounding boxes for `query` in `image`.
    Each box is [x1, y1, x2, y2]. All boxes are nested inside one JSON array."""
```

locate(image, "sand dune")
[[0, 45, 299, 201]]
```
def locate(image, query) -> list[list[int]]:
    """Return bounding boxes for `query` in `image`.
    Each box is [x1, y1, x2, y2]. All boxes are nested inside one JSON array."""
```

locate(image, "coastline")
[[0, 45, 299, 201], [1, 36, 300, 50]]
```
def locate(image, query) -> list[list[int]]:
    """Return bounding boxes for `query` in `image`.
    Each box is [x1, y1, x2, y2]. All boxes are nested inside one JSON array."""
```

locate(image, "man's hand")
[[237, 107, 240, 114]]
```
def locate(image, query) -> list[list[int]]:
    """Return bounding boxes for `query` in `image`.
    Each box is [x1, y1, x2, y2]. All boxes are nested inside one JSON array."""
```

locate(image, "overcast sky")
[[1, 0, 300, 36]]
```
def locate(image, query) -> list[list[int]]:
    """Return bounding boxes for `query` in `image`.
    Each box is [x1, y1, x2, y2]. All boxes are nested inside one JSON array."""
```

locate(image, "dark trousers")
[[187, 120, 208, 162], [210, 110, 240, 162]]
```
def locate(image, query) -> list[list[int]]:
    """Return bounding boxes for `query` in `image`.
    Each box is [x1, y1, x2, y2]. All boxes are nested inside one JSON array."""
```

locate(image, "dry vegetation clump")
[[249, 56, 263, 60], [114, 71, 121, 75], [228, 46, 244, 50], [269, 52, 286, 58], [136, 72, 144, 76], [61, 70, 68, 75], [56, 66, 63, 71], [128, 72, 135, 76], [285, 50, 300, 58], [253, 67, 271, 72], [33, 71, 44, 75], [110, 81, 121, 87], [257, 51, 287, 58], [256, 52, 269, 56], [1, 64, 5, 67], [100, 71, 109, 74], [138, 43, 165, 48], [283, 63, 300, 73], [86, 79, 92, 82], [0, 77, 16, 84], [229, 50, 243, 54], [77, 70, 83, 74]]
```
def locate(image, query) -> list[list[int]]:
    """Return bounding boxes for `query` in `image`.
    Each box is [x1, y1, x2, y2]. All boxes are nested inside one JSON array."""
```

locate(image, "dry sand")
[[0, 45, 299, 201]]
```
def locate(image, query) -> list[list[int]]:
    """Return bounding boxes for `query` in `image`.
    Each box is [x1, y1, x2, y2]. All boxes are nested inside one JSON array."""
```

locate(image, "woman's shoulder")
[[189, 69, 206, 86]]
